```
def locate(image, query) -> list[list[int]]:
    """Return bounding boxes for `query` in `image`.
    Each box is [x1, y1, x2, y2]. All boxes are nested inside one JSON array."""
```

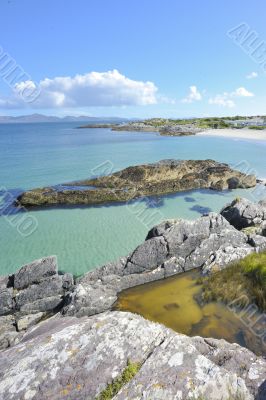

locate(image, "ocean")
[[1, 122, 266, 276]]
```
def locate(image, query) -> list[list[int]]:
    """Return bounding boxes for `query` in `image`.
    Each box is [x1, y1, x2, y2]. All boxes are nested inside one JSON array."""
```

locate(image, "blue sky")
[[0, 0, 265, 118]]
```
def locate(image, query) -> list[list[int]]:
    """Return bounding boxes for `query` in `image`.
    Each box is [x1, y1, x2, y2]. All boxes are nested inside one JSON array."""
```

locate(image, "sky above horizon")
[[0, 0, 266, 118]]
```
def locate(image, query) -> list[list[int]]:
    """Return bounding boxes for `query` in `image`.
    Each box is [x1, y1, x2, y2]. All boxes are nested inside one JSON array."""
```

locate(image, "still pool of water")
[[1, 122, 266, 276], [116, 270, 266, 356]]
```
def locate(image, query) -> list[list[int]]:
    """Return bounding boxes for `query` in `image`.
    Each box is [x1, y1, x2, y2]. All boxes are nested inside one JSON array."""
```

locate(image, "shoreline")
[[198, 128, 266, 141]]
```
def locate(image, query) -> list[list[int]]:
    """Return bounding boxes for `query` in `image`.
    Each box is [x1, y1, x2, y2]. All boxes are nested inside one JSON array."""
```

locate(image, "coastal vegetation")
[[200, 252, 266, 311], [97, 360, 141, 400], [78, 115, 266, 135], [248, 125, 266, 130], [16, 159, 256, 207]]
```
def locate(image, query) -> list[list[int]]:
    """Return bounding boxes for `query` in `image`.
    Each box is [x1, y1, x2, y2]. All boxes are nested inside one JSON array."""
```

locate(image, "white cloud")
[[208, 86, 254, 107], [209, 95, 235, 108], [232, 87, 254, 97], [181, 86, 202, 103], [246, 72, 258, 79], [0, 69, 158, 109]]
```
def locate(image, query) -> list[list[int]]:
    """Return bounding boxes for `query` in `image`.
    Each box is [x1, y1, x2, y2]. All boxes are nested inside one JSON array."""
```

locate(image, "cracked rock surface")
[[0, 311, 265, 400]]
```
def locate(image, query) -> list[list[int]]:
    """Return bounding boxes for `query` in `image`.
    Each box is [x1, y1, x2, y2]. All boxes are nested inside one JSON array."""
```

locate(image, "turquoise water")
[[1, 122, 266, 276]]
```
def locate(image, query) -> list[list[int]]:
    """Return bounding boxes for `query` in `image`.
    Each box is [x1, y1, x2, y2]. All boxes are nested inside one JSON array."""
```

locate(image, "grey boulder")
[[14, 256, 58, 290], [221, 198, 266, 231]]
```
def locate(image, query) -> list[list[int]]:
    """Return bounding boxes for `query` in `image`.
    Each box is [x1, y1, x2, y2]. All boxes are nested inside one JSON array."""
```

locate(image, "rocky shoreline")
[[77, 122, 202, 136], [1, 198, 266, 399], [77, 116, 266, 137], [16, 159, 256, 207]]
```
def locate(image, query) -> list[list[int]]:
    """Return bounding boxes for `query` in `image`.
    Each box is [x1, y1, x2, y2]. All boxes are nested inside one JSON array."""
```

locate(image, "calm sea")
[[1, 122, 266, 276]]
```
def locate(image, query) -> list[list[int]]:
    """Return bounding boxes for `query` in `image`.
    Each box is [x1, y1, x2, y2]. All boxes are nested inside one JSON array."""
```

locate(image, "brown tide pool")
[[115, 270, 266, 356]]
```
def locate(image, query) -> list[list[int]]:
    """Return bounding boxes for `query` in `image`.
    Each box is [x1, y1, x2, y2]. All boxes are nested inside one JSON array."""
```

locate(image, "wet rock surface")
[[0, 311, 265, 400], [16, 159, 256, 207]]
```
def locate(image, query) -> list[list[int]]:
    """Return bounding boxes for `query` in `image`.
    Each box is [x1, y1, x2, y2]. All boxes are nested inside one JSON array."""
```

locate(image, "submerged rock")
[[16, 159, 256, 207], [0, 311, 265, 400]]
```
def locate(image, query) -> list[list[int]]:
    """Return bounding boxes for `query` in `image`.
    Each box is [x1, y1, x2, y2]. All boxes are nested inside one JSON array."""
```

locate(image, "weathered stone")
[[0, 315, 18, 350], [0, 312, 264, 400], [15, 275, 64, 308], [163, 257, 185, 277], [63, 283, 117, 317], [0, 275, 8, 290], [78, 257, 127, 285], [202, 244, 254, 274], [62, 272, 74, 290], [248, 234, 266, 251], [16, 312, 44, 331], [0, 287, 14, 316], [14, 256, 57, 290], [19, 295, 64, 314], [221, 198, 266, 230], [124, 237, 168, 274]]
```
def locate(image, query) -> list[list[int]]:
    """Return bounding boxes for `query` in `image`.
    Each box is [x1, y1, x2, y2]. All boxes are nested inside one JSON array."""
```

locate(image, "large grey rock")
[[15, 275, 64, 308], [63, 282, 118, 317], [0, 311, 264, 400], [19, 295, 64, 314], [221, 198, 266, 230], [14, 256, 58, 290], [0, 257, 73, 339], [124, 236, 168, 274]]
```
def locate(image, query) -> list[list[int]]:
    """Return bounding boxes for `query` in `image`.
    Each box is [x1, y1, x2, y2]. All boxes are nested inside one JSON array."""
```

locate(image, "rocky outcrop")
[[0, 256, 73, 350], [221, 197, 266, 233], [16, 159, 256, 207], [112, 122, 203, 136], [0, 311, 265, 400], [63, 212, 266, 317], [78, 122, 203, 136]]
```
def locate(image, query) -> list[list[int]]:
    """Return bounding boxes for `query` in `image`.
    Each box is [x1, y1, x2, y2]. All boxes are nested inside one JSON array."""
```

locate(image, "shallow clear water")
[[1, 122, 266, 276], [116, 269, 266, 356]]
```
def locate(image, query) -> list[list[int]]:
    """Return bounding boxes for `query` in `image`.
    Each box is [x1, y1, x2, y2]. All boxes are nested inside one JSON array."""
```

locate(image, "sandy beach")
[[198, 128, 266, 141]]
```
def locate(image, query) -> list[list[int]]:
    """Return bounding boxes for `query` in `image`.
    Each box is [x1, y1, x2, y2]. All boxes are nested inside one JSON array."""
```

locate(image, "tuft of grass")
[[97, 360, 141, 400], [200, 252, 266, 311]]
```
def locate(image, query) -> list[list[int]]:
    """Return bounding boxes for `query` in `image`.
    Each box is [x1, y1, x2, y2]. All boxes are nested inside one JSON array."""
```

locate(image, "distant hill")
[[0, 113, 129, 124]]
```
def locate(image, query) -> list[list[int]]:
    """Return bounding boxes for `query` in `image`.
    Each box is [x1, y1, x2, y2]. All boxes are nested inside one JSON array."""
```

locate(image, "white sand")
[[198, 128, 266, 141]]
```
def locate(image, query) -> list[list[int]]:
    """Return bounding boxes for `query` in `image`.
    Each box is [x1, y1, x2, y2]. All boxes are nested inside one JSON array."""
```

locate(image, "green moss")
[[201, 252, 266, 311], [97, 360, 141, 400]]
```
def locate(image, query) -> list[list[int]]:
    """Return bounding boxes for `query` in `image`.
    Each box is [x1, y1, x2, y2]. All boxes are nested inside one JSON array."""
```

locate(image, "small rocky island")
[[16, 159, 256, 207], [1, 198, 266, 399]]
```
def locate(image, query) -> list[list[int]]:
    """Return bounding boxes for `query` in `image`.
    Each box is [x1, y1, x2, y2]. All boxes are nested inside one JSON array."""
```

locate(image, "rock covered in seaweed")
[[16, 159, 256, 207]]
